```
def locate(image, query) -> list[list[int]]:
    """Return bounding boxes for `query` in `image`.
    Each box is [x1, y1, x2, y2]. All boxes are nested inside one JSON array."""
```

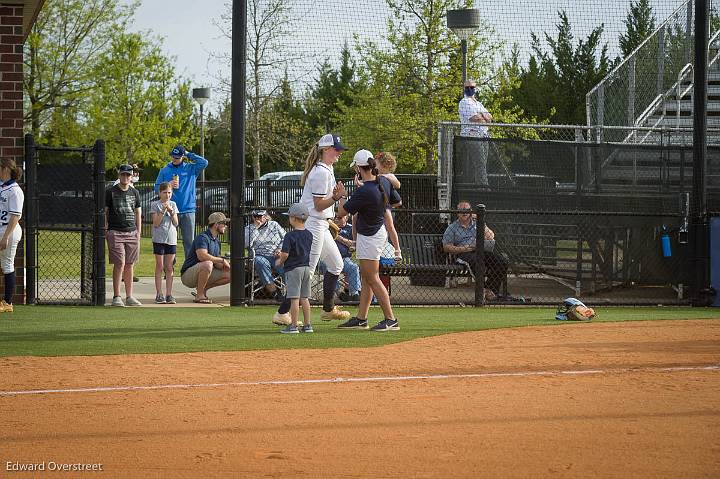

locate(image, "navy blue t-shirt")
[[281, 229, 313, 272], [343, 177, 401, 236], [181, 229, 221, 274]]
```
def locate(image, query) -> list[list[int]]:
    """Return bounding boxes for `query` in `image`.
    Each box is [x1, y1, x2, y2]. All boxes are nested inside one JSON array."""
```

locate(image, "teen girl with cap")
[[272, 133, 351, 325]]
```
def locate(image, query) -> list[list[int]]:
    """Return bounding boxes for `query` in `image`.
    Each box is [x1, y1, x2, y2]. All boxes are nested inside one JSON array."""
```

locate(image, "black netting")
[[29, 142, 101, 305], [449, 136, 718, 215]]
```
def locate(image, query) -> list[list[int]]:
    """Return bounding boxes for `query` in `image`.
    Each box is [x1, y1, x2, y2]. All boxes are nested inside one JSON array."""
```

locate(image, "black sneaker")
[[371, 318, 399, 331], [337, 317, 369, 329]]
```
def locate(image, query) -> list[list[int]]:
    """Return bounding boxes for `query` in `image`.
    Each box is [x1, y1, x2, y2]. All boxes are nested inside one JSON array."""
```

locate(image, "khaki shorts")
[[107, 230, 139, 266], [181, 262, 225, 288]]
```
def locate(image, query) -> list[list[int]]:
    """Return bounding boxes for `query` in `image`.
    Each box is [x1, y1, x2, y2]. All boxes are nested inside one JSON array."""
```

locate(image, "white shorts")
[[0, 225, 22, 274], [356, 226, 387, 261]]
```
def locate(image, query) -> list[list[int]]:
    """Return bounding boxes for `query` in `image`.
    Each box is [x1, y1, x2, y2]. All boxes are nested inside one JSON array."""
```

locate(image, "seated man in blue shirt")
[[180, 212, 231, 303], [442, 200, 508, 301]]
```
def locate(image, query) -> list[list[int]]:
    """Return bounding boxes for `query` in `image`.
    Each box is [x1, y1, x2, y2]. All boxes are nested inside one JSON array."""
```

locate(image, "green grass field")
[[0, 306, 717, 357]]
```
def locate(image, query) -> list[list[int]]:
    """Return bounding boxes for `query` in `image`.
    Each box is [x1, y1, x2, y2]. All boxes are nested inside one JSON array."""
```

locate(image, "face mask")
[[464, 87, 476, 97]]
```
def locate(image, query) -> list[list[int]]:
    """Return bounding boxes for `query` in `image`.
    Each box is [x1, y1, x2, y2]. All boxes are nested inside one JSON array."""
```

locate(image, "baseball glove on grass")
[[328, 219, 340, 239], [555, 297, 596, 321]]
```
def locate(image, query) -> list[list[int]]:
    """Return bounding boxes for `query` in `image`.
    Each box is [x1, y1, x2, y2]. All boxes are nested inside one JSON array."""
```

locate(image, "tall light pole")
[[192, 87, 211, 230], [447, 9, 482, 84], [192, 87, 211, 157]]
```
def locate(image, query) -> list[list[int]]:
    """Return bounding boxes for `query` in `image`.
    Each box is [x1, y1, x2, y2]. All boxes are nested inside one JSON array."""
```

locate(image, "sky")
[[123, 0, 229, 110], [123, 0, 695, 115]]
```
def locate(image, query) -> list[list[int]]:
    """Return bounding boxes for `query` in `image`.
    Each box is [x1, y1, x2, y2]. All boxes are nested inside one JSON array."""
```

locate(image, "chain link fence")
[[235, 206, 688, 306]]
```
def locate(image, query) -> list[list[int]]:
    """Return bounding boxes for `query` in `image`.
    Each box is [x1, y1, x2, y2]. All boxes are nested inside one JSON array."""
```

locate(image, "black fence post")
[[93, 140, 106, 306], [264, 179, 272, 208], [691, 0, 711, 305], [24, 134, 36, 305], [474, 204, 486, 307], [230, 0, 247, 306]]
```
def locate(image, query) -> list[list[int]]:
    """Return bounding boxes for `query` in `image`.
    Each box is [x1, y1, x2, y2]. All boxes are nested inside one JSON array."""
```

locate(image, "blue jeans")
[[254, 254, 284, 286], [177, 212, 196, 259], [342, 257, 361, 294], [319, 258, 361, 294]]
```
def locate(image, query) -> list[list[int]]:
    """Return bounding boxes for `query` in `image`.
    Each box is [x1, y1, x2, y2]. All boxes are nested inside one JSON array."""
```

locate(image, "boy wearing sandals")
[[180, 212, 231, 303], [276, 204, 314, 334]]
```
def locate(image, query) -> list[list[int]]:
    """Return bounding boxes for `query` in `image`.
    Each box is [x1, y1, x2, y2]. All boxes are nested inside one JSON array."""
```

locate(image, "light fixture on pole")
[[447, 9, 482, 84], [192, 87, 211, 224], [192, 87, 211, 157]]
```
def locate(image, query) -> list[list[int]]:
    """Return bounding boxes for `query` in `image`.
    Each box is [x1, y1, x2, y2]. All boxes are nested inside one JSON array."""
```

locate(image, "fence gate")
[[24, 135, 105, 305]]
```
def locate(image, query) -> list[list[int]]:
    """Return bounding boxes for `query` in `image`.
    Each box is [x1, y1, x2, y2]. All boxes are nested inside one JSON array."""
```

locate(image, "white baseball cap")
[[350, 149, 373, 167], [317, 133, 347, 150]]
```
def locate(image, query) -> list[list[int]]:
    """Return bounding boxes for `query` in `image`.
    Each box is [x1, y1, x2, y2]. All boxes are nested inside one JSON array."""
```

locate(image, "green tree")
[[85, 32, 196, 169], [24, 0, 137, 139], [619, 0, 656, 58], [305, 43, 357, 134], [337, 0, 499, 174], [214, 0, 300, 179], [513, 11, 612, 126], [204, 106, 232, 181]]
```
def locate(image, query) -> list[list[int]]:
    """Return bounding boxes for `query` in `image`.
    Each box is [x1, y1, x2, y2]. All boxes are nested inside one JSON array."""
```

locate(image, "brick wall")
[[0, 3, 24, 304]]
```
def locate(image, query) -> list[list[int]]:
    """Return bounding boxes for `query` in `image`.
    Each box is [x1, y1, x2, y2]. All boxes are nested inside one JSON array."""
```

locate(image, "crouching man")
[[180, 212, 231, 303]]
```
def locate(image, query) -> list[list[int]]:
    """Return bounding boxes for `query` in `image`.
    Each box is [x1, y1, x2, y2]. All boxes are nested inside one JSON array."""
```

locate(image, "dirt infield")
[[1, 319, 719, 478]]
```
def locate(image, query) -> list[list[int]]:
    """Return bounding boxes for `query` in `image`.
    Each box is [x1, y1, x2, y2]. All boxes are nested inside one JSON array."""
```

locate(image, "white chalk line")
[[0, 364, 718, 397]]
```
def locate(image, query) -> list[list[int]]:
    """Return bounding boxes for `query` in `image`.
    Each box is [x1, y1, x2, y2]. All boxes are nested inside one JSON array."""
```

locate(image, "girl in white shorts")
[[0, 158, 24, 313], [335, 150, 402, 331]]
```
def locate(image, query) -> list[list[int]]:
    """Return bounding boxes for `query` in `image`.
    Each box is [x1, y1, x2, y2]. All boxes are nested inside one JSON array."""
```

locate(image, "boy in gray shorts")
[[275, 203, 314, 334]]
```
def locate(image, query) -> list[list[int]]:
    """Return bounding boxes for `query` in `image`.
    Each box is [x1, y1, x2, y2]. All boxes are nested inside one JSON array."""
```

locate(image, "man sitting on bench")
[[442, 200, 508, 301]]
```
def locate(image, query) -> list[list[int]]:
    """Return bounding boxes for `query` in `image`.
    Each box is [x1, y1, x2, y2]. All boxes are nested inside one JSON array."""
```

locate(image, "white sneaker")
[[111, 296, 125, 307], [272, 312, 291, 326], [125, 296, 142, 307]]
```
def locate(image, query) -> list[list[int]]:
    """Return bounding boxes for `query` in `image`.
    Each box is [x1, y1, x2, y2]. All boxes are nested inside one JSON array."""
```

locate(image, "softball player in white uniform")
[[0, 158, 24, 312], [272, 134, 351, 325]]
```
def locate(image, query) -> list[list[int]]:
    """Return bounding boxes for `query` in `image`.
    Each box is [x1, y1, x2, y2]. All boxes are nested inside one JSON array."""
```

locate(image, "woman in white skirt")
[[335, 150, 402, 331], [272, 133, 352, 325], [0, 158, 24, 313]]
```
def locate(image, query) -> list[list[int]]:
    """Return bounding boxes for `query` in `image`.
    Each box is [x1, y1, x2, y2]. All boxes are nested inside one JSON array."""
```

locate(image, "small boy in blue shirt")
[[276, 203, 314, 334]]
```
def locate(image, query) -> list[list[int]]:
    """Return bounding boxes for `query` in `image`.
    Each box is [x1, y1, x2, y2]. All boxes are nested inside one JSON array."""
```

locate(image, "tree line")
[[26, 0, 666, 178]]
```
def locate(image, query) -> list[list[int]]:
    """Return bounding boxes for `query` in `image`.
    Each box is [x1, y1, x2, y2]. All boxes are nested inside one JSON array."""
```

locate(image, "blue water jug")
[[661, 230, 672, 258]]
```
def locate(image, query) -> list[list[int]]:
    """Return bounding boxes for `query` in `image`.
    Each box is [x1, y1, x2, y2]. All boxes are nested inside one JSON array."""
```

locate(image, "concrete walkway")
[[105, 277, 230, 307]]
